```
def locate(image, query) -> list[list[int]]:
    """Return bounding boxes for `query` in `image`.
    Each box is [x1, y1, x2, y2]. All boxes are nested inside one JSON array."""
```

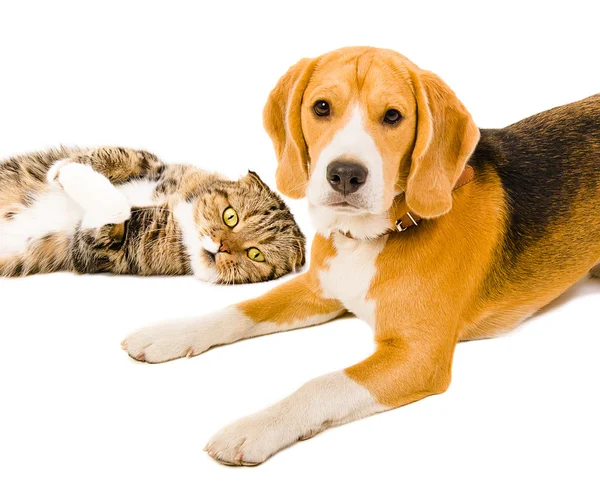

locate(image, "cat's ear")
[[263, 57, 316, 199], [242, 170, 268, 191]]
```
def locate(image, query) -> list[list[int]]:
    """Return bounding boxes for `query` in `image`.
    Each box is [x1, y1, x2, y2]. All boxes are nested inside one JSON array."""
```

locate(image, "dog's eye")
[[247, 247, 265, 262], [313, 100, 331, 117], [223, 207, 239, 228], [383, 109, 402, 125]]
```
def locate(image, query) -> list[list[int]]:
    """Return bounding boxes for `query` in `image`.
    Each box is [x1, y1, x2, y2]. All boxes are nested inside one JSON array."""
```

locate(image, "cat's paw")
[[80, 197, 131, 229], [56, 162, 131, 228], [47, 158, 73, 186]]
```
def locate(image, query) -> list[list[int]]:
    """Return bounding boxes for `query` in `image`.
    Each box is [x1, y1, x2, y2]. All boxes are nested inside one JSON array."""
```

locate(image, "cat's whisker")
[[129, 207, 174, 215]]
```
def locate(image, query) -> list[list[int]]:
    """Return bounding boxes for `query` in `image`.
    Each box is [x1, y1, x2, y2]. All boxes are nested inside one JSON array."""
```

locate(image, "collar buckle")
[[395, 212, 418, 232]]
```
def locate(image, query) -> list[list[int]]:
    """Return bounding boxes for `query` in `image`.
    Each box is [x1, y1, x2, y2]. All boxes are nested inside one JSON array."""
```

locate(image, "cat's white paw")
[[80, 197, 131, 229], [205, 411, 292, 466], [47, 158, 72, 186], [56, 162, 131, 228]]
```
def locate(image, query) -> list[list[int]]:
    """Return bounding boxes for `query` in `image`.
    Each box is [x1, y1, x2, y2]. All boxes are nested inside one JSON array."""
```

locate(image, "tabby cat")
[[0, 147, 305, 283]]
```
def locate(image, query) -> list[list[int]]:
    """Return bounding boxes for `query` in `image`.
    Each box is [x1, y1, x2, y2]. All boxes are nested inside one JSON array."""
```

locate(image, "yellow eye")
[[246, 247, 265, 262], [222, 207, 238, 228]]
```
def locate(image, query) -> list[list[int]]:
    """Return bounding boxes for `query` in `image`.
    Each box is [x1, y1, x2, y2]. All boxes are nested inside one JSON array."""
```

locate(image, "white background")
[[1, 1, 599, 485]]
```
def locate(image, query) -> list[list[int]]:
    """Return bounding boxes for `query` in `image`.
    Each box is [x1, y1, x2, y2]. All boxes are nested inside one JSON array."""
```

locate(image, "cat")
[[0, 146, 305, 283]]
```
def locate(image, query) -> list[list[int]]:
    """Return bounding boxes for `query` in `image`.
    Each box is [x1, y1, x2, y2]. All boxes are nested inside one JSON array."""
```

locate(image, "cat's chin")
[[193, 268, 220, 284]]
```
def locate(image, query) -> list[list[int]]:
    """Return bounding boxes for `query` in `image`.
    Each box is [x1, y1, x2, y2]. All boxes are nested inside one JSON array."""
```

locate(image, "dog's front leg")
[[206, 316, 458, 466], [122, 273, 344, 363]]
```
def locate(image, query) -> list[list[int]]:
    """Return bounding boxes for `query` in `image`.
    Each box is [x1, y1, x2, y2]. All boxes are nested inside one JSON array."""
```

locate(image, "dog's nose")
[[326, 161, 368, 195]]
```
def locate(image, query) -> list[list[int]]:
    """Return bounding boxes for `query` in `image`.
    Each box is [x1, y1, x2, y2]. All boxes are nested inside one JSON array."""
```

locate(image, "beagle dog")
[[122, 47, 600, 466]]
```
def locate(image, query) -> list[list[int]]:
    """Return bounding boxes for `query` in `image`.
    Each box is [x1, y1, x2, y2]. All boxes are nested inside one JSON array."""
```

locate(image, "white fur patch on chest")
[[318, 233, 387, 325], [0, 188, 83, 257], [173, 201, 218, 282]]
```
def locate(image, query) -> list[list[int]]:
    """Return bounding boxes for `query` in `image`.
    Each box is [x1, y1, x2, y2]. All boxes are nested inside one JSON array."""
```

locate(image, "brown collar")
[[390, 165, 475, 232]]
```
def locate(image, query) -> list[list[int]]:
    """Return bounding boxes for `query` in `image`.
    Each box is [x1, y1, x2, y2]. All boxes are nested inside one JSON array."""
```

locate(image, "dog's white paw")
[[122, 309, 253, 364], [121, 322, 199, 363], [206, 411, 292, 466]]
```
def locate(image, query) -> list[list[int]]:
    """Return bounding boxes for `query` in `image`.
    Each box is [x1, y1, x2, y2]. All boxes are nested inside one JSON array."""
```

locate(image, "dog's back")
[[469, 94, 600, 328]]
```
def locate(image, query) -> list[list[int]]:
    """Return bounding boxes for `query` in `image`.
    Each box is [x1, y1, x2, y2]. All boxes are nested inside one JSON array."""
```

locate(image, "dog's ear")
[[263, 58, 316, 199], [405, 68, 480, 218]]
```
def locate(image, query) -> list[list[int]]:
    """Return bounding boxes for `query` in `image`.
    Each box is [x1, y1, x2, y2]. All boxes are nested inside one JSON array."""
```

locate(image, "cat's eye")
[[223, 207, 238, 228], [246, 247, 265, 262]]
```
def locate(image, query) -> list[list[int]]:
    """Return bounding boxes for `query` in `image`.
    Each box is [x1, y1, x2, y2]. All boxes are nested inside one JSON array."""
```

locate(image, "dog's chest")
[[318, 234, 387, 325]]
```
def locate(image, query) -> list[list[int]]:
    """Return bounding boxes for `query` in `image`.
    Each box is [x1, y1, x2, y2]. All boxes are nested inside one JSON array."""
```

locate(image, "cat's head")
[[189, 171, 306, 284]]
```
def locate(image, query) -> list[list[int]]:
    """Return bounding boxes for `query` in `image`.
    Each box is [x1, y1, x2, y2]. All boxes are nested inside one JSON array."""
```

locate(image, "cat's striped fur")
[[0, 147, 305, 283]]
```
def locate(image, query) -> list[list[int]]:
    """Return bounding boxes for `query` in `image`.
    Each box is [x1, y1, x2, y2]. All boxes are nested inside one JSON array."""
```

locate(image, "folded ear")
[[242, 170, 267, 190], [263, 58, 316, 199], [405, 68, 480, 218]]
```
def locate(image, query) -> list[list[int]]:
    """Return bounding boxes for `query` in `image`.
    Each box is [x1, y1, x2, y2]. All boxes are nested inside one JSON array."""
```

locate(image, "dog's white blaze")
[[173, 201, 218, 282], [319, 232, 387, 326], [206, 370, 385, 465], [307, 105, 385, 214]]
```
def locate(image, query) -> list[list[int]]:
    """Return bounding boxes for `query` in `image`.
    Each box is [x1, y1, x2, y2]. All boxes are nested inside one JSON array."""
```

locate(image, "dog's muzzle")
[[326, 160, 368, 196]]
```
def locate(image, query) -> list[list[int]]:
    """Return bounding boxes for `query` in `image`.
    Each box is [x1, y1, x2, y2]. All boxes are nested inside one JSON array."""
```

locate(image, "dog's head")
[[263, 47, 480, 238]]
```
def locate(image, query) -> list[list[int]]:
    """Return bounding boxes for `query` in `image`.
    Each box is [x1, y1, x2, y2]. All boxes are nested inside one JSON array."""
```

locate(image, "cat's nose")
[[219, 241, 231, 253]]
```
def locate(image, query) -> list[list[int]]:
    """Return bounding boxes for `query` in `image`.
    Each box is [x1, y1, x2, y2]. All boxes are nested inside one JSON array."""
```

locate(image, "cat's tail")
[[0, 233, 73, 278]]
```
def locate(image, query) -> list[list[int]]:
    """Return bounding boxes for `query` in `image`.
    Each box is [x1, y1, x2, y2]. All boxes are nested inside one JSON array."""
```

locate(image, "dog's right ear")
[[263, 58, 316, 199]]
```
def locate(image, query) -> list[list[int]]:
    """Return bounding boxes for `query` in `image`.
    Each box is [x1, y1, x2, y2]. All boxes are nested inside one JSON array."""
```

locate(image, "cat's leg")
[[48, 161, 131, 229], [70, 223, 127, 274], [68, 147, 165, 184], [47, 147, 167, 228], [122, 273, 344, 363]]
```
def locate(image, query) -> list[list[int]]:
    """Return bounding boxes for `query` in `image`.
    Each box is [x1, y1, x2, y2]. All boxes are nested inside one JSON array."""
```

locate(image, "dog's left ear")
[[263, 58, 316, 199], [405, 68, 480, 218]]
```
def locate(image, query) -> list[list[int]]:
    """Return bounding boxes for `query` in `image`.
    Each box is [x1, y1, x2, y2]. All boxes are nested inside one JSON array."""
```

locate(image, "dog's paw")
[[205, 412, 293, 466], [122, 309, 253, 364], [121, 323, 198, 363]]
